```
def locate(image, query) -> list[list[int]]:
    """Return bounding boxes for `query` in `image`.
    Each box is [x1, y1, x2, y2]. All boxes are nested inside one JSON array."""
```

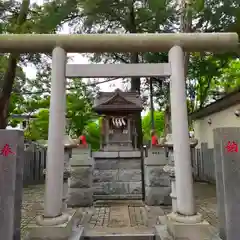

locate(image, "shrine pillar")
[[42, 47, 68, 221], [168, 45, 196, 216]]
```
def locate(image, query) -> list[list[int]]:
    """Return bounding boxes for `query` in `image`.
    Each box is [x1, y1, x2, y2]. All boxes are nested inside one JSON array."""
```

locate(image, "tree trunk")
[[164, 104, 171, 138], [128, 0, 143, 148], [130, 53, 143, 148], [0, 0, 30, 128], [163, 0, 192, 135], [164, 82, 171, 138], [179, 0, 192, 76], [149, 78, 155, 131]]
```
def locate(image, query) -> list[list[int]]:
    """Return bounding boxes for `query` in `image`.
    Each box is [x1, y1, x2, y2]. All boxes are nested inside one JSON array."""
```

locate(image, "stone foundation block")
[[93, 169, 118, 182], [93, 182, 128, 195], [129, 182, 142, 194], [118, 159, 141, 169], [145, 149, 167, 165], [118, 169, 141, 182], [26, 209, 78, 240], [145, 166, 170, 187], [93, 182, 142, 195], [93, 151, 118, 158], [93, 194, 142, 200], [145, 186, 171, 206], [155, 225, 173, 240], [67, 188, 93, 207], [119, 151, 141, 158], [94, 159, 118, 170], [166, 217, 221, 240], [69, 167, 92, 188]]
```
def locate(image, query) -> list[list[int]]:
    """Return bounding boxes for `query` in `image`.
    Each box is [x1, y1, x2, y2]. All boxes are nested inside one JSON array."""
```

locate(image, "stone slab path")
[[21, 182, 218, 239], [79, 205, 164, 229]]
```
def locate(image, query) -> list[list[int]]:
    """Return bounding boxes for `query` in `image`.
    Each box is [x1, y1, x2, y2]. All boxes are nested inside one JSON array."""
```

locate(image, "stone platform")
[[77, 200, 163, 239], [21, 182, 218, 239]]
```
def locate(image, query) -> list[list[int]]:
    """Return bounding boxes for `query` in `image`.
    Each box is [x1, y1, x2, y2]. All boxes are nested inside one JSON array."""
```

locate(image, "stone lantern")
[[62, 135, 78, 210], [163, 133, 198, 212], [42, 135, 78, 211]]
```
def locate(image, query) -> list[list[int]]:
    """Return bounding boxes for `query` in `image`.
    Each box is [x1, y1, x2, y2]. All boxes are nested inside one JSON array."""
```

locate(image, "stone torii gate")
[[0, 33, 238, 239]]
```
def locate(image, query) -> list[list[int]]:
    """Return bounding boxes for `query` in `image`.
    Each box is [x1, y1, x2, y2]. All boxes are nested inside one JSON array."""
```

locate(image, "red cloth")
[[151, 135, 158, 145], [79, 135, 87, 145]]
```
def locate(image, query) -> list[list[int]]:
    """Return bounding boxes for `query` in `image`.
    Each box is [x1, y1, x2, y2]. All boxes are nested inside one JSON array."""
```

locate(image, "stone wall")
[[93, 151, 142, 200], [144, 148, 171, 205], [67, 148, 93, 207]]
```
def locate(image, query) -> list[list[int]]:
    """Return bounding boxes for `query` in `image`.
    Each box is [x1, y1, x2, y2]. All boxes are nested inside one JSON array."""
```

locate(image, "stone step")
[[83, 227, 154, 240], [83, 233, 154, 240], [93, 194, 143, 201], [93, 200, 145, 207]]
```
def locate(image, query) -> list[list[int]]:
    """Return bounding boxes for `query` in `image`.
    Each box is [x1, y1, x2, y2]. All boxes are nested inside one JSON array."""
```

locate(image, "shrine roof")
[[189, 87, 240, 120], [93, 89, 143, 112]]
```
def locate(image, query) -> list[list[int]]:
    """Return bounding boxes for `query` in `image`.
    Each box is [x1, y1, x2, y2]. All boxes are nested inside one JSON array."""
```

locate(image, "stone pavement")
[[20, 182, 218, 239], [194, 182, 218, 227], [21, 185, 44, 239]]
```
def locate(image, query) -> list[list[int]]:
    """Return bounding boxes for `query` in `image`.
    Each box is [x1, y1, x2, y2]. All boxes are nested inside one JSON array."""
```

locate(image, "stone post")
[[67, 147, 93, 207], [213, 127, 240, 240], [38, 47, 68, 224], [0, 130, 24, 240], [144, 146, 171, 206]]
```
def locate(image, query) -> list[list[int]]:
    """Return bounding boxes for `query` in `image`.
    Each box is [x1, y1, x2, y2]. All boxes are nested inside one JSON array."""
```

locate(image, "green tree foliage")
[[23, 78, 98, 140], [217, 59, 240, 93], [24, 109, 49, 140], [142, 111, 164, 141], [84, 121, 100, 151], [0, 0, 76, 128], [66, 79, 99, 137]]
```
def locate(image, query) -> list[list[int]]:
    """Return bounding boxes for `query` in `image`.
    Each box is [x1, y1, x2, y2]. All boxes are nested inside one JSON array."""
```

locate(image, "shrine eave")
[[93, 105, 143, 114]]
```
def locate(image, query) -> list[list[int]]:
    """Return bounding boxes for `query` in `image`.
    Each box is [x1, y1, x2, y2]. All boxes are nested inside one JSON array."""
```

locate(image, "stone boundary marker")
[[214, 127, 240, 240], [0, 130, 24, 240]]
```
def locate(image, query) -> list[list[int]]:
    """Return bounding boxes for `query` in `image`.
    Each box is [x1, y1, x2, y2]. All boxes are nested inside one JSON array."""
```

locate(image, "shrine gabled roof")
[[93, 88, 142, 111]]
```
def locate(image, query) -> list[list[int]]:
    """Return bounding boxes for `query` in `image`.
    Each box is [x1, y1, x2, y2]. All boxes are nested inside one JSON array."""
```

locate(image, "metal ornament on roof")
[[112, 117, 126, 128]]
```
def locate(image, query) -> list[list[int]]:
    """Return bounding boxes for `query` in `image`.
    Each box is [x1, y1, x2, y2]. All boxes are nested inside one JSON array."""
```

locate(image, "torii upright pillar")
[[36, 47, 69, 226], [169, 45, 196, 216]]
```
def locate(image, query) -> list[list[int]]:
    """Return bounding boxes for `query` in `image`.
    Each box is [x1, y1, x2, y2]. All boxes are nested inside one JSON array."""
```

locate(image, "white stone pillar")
[[44, 47, 66, 218], [169, 45, 195, 216]]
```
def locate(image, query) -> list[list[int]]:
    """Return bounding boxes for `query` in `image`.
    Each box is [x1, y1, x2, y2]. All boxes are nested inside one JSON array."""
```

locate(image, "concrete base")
[[69, 225, 84, 240], [157, 215, 221, 240], [26, 209, 80, 240], [155, 225, 173, 240]]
